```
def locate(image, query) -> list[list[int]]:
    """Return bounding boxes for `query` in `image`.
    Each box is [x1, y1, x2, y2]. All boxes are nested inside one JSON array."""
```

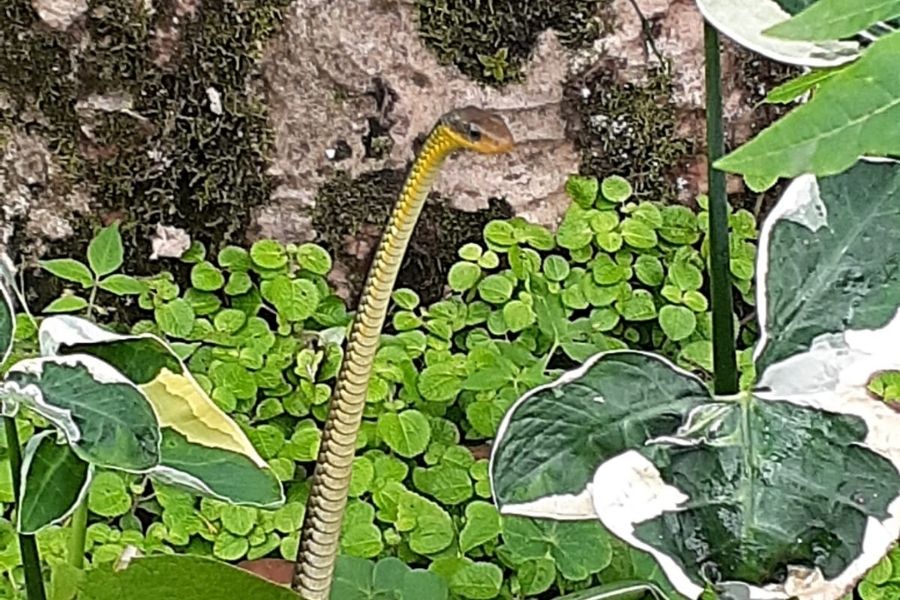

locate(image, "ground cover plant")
[[0, 0, 897, 598]]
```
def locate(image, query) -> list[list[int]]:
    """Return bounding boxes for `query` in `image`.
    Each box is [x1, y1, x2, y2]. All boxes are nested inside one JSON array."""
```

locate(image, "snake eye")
[[467, 123, 482, 141]]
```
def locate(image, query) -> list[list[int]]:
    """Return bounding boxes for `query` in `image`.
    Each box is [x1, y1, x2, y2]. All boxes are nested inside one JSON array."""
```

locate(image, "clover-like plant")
[[490, 159, 900, 600], [0, 234, 287, 598]]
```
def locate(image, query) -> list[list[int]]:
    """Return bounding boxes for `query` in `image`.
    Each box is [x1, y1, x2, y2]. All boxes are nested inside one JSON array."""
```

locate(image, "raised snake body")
[[293, 107, 514, 599]]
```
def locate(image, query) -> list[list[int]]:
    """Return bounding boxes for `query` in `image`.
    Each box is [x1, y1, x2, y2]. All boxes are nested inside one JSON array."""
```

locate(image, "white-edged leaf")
[[38, 315, 284, 508], [0, 276, 14, 366], [1, 354, 161, 472], [18, 430, 93, 534], [695, 0, 859, 67], [753, 159, 900, 375], [490, 350, 900, 600]]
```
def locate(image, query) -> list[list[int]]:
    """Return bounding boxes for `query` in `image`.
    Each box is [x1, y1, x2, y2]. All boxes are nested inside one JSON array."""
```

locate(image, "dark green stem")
[[703, 23, 739, 395], [4, 417, 47, 600], [67, 500, 89, 569]]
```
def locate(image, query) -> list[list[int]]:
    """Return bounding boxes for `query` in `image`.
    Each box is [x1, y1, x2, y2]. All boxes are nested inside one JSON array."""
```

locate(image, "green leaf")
[[620, 218, 658, 249], [3, 355, 160, 471], [250, 240, 288, 270], [459, 501, 501, 553], [224, 272, 253, 296], [477, 274, 514, 304], [18, 431, 92, 534], [669, 261, 703, 291], [542, 255, 570, 282], [659, 206, 700, 245], [764, 0, 900, 41], [449, 561, 503, 599], [297, 242, 332, 275], [88, 471, 132, 517], [155, 299, 195, 338], [78, 555, 298, 599], [715, 31, 900, 179], [515, 558, 556, 595], [600, 175, 633, 203], [765, 67, 842, 104], [260, 276, 320, 322], [594, 230, 623, 253], [658, 305, 697, 341], [634, 256, 664, 287], [418, 362, 464, 402], [502, 300, 535, 333], [681, 290, 709, 313], [50, 562, 85, 600], [392, 288, 420, 310], [217, 245, 252, 271], [483, 221, 516, 247], [501, 517, 612, 581], [181, 241, 206, 263], [616, 289, 657, 321], [221, 505, 256, 536], [449, 262, 482, 292], [44, 295, 89, 314], [459, 243, 483, 262], [565, 175, 599, 208], [40, 259, 94, 288], [99, 274, 146, 296], [87, 224, 124, 277], [190, 262, 225, 292], [341, 501, 384, 558], [396, 490, 454, 555], [331, 556, 448, 600], [378, 410, 431, 458]]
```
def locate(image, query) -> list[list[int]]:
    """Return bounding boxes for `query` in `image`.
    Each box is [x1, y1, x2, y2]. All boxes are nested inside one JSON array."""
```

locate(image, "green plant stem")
[[703, 22, 739, 396], [67, 500, 89, 570], [3, 417, 47, 600]]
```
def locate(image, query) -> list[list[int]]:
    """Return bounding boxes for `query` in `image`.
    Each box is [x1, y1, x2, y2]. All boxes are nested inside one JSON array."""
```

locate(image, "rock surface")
[[31, 0, 87, 30], [257, 0, 582, 236]]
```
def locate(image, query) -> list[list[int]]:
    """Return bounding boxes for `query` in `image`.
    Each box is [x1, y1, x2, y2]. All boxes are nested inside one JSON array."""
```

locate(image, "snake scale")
[[292, 107, 515, 599]]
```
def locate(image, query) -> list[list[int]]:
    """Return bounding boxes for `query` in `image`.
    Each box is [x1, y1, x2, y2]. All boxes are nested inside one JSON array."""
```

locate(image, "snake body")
[[293, 107, 514, 599]]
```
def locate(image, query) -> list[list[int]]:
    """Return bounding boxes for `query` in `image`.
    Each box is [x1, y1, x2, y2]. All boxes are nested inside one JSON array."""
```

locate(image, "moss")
[[415, 0, 609, 86], [312, 169, 513, 305], [3, 0, 290, 309], [564, 66, 693, 203]]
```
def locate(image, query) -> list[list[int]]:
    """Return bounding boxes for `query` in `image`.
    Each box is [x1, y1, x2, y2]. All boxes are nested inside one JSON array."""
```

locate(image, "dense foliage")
[[0, 173, 763, 599]]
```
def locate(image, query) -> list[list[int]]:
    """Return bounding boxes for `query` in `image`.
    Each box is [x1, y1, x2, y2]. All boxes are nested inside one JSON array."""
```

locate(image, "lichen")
[[564, 66, 693, 203], [2, 0, 290, 277], [312, 168, 512, 305], [415, 0, 610, 86]]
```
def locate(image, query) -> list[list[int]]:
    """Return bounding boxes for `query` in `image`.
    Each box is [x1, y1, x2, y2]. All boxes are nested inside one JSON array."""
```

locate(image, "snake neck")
[[292, 125, 462, 600]]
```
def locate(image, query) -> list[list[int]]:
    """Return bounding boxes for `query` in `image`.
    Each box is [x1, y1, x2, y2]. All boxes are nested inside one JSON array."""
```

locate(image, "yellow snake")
[[293, 107, 515, 599]]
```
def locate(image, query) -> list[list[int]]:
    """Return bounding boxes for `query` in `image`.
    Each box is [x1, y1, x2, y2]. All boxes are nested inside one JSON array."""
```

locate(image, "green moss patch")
[[2, 0, 289, 260], [416, 0, 609, 86], [564, 67, 693, 204], [3, 0, 290, 309], [312, 169, 512, 305]]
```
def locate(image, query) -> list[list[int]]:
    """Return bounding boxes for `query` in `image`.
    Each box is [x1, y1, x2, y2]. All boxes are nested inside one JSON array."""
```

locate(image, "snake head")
[[440, 106, 515, 154]]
